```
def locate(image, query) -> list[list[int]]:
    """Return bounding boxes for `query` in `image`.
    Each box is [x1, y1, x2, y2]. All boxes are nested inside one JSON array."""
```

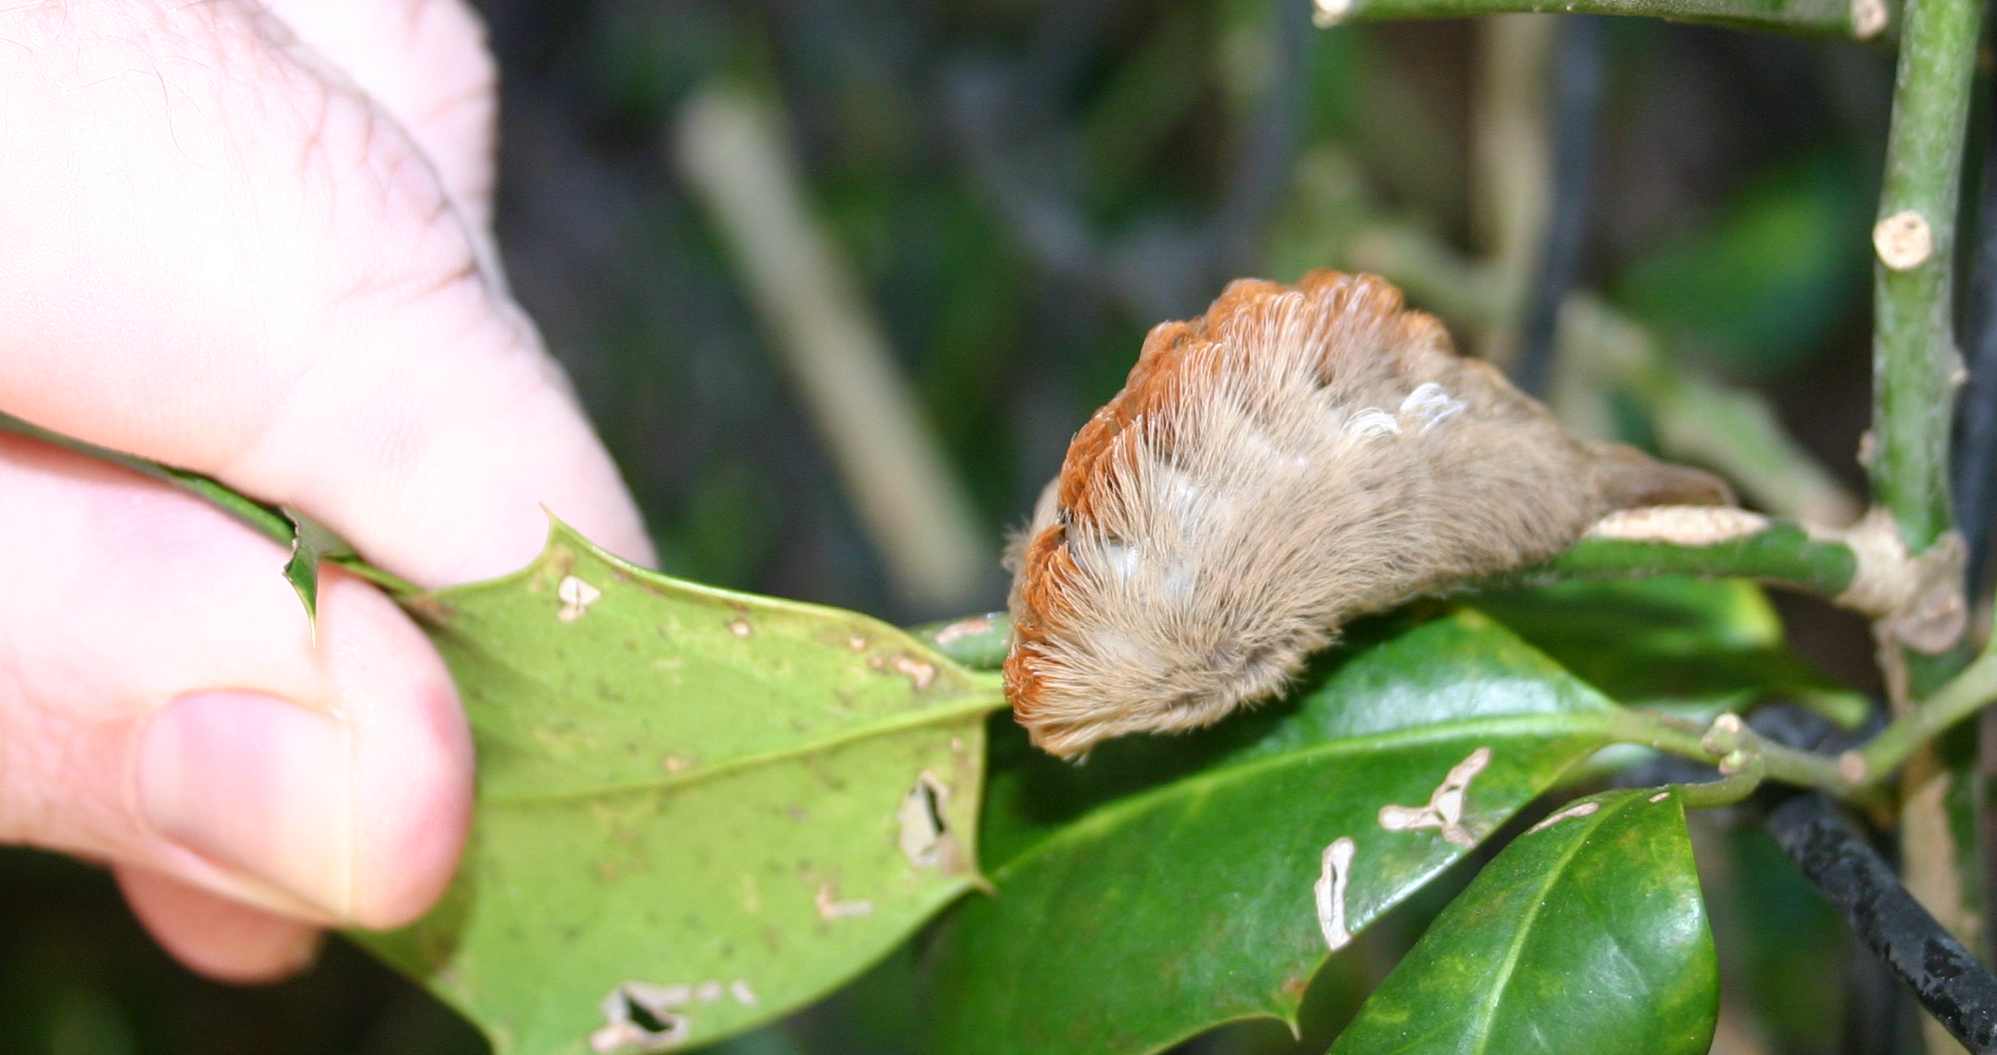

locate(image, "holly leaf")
[[1475, 577, 1865, 727], [1331, 787, 1717, 1054], [352, 521, 1005, 1054], [927, 612, 1620, 1055], [280, 509, 352, 629]]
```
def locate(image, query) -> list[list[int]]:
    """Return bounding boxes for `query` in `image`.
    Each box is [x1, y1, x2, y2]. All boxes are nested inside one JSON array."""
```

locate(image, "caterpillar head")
[[1004, 270, 1729, 759]]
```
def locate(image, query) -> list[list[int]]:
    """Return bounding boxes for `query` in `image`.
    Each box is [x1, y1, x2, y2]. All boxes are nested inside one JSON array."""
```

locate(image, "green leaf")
[[1474, 578, 1865, 727], [928, 612, 1619, 1055], [280, 509, 351, 629], [1331, 788, 1717, 1055], [352, 521, 1005, 1054]]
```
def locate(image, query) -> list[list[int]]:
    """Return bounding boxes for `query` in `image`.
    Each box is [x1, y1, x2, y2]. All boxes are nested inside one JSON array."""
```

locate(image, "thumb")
[[0, 434, 473, 934]]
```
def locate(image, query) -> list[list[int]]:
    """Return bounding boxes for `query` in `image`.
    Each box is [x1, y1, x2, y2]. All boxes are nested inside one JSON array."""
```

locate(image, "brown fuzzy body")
[[1005, 271, 1729, 758]]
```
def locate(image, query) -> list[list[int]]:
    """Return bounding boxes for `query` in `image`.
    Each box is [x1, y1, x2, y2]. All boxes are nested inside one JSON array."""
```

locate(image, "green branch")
[[1870, 0, 1978, 555], [1853, 649, 1997, 782], [1530, 517, 1858, 601], [1313, 0, 1889, 40], [1863, 0, 1985, 999]]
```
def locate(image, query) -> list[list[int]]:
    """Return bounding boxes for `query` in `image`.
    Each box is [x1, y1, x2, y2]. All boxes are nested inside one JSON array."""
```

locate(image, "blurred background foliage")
[[0, 1, 1916, 1052]]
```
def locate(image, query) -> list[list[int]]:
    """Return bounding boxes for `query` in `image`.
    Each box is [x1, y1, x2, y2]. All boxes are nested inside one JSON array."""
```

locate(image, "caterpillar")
[[1004, 270, 1731, 758]]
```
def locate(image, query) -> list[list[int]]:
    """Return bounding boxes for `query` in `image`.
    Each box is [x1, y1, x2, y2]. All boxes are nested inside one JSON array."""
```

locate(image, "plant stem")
[[1871, 0, 1979, 555], [1532, 517, 1858, 601], [1673, 756, 1766, 809], [1608, 709, 1868, 801], [1602, 650, 1997, 811], [1856, 649, 1997, 783], [1313, 0, 1887, 40], [1868, 0, 1985, 1022]]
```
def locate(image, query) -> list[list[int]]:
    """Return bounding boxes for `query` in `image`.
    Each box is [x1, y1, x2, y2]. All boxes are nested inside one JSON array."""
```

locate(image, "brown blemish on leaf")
[[727, 617, 753, 638], [558, 575, 603, 622], [1376, 747, 1491, 846], [661, 754, 693, 775], [1313, 837, 1357, 951], [729, 980, 758, 1006], [814, 883, 874, 920], [848, 635, 868, 652], [590, 982, 691, 1053], [694, 981, 724, 1003]]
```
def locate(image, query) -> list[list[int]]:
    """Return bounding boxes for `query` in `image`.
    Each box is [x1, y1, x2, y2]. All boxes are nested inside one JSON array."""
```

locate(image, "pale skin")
[[0, 1, 653, 981]]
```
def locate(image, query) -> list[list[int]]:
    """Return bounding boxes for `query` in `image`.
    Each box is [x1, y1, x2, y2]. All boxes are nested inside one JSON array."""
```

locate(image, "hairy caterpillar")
[[1004, 271, 1731, 758]]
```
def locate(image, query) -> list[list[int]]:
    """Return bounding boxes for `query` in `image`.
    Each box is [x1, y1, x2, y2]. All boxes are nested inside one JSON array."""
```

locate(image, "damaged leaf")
[[351, 521, 1004, 1053], [928, 612, 1619, 1055], [1332, 788, 1716, 1054]]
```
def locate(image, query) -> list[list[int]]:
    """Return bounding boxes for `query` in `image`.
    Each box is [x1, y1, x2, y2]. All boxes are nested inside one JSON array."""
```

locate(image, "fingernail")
[[136, 692, 353, 919]]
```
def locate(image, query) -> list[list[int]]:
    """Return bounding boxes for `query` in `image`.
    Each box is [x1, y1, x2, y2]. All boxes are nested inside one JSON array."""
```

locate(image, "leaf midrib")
[[480, 682, 1007, 805], [1463, 792, 1634, 1054]]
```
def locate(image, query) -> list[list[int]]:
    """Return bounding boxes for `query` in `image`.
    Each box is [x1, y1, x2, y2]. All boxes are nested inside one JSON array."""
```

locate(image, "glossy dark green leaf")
[[1331, 788, 1717, 1055], [1475, 577, 1865, 727], [353, 522, 1004, 1054], [928, 612, 1619, 1055]]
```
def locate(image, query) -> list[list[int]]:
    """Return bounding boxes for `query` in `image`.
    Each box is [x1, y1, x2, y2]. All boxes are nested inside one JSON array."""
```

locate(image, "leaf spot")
[[1376, 746, 1491, 846], [694, 981, 724, 1003], [898, 772, 956, 869], [727, 617, 753, 638], [590, 982, 691, 1053], [848, 635, 868, 651], [729, 980, 757, 1006], [814, 883, 873, 920], [1527, 800, 1601, 834], [558, 576, 603, 623], [1313, 837, 1357, 951], [1648, 791, 1670, 803], [661, 755, 692, 774]]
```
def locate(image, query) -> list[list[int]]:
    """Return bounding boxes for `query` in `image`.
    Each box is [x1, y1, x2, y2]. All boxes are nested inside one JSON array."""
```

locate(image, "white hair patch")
[[1344, 408, 1401, 440], [1400, 381, 1466, 433]]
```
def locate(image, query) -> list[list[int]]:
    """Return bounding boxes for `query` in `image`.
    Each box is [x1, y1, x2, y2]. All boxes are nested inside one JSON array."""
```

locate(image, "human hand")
[[0, 0, 653, 981]]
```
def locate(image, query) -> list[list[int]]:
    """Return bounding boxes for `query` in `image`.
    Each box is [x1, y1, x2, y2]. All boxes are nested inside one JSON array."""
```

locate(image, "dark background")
[[0, 1, 1908, 1052]]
